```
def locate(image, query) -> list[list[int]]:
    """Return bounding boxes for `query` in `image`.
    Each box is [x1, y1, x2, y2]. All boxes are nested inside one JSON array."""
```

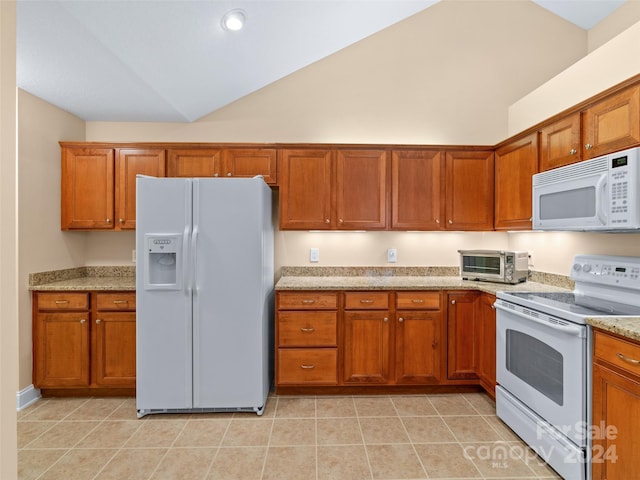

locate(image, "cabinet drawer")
[[277, 348, 337, 385], [595, 331, 640, 378], [396, 292, 441, 310], [278, 311, 337, 346], [36, 292, 89, 311], [344, 292, 389, 310], [96, 293, 136, 311], [277, 292, 338, 310]]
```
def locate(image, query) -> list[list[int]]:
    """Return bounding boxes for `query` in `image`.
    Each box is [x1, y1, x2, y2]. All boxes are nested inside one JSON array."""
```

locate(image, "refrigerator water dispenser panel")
[[145, 234, 181, 289]]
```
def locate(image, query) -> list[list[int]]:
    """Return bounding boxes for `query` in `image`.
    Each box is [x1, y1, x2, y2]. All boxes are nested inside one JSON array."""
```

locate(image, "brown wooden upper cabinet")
[[391, 150, 443, 230], [444, 150, 495, 231], [61, 146, 165, 230], [539, 113, 581, 171], [279, 148, 388, 230], [494, 133, 538, 231], [166, 148, 276, 184], [582, 84, 640, 159]]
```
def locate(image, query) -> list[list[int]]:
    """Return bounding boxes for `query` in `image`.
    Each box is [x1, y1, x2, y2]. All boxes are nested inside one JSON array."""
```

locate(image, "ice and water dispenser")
[[144, 234, 181, 290]]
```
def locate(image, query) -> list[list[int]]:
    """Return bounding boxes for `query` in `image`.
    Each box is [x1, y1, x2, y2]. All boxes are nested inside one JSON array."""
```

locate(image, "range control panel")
[[571, 254, 640, 289]]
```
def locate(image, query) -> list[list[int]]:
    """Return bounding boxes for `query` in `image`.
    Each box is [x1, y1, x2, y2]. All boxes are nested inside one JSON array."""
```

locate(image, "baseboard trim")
[[16, 384, 41, 411]]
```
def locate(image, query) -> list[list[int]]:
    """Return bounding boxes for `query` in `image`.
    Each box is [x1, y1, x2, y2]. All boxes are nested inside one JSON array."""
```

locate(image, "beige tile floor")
[[18, 392, 562, 480]]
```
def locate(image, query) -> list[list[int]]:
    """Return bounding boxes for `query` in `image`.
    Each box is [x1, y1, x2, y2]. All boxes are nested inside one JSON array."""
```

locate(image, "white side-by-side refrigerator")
[[135, 175, 273, 417]]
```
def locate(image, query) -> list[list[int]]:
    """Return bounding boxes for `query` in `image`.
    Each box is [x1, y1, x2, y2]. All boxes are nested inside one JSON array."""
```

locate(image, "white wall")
[[17, 90, 85, 388], [508, 20, 640, 135], [0, 1, 18, 477], [587, 1, 640, 52]]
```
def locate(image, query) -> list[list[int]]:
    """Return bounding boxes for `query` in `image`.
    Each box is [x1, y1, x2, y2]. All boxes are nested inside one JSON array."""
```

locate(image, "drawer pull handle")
[[301, 299, 315, 304], [300, 327, 315, 333], [55, 300, 69, 304], [411, 299, 424, 303], [617, 352, 640, 365], [360, 299, 374, 304], [300, 364, 315, 369], [113, 300, 128, 304]]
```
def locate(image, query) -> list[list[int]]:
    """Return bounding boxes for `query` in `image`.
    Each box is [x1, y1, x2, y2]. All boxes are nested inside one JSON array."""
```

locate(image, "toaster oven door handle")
[[494, 302, 585, 338]]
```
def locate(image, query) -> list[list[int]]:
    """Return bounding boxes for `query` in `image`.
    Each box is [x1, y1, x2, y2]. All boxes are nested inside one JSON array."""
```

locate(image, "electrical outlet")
[[132, 249, 136, 263], [387, 248, 397, 263], [310, 248, 320, 263]]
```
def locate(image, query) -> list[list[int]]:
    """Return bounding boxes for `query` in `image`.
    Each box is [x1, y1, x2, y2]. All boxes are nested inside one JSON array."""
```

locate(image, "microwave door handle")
[[595, 173, 608, 225]]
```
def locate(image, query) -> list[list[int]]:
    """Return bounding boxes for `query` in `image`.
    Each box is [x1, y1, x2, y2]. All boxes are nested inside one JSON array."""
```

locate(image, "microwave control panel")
[[609, 149, 638, 225]]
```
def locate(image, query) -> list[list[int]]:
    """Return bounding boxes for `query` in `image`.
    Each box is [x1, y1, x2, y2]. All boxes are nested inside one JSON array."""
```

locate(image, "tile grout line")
[[353, 396, 376, 480], [396, 395, 433, 479]]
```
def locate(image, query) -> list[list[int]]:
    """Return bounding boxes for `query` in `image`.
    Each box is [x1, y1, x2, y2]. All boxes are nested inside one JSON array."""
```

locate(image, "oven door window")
[[506, 330, 563, 405], [462, 256, 501, 275]]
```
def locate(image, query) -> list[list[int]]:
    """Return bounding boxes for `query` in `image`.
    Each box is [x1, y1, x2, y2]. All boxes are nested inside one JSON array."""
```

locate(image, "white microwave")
[[533, 146, 640, 231]]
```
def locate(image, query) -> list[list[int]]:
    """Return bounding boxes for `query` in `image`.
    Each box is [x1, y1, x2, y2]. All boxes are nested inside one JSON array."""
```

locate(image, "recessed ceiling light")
[[221, 9, 246, 31]]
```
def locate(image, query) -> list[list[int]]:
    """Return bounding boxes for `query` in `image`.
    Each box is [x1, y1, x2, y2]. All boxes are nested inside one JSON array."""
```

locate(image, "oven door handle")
[[494, 302, 585, 338]]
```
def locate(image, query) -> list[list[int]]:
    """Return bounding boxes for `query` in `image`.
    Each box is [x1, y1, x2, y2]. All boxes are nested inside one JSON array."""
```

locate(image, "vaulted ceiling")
[[16, 0, 626, 122]]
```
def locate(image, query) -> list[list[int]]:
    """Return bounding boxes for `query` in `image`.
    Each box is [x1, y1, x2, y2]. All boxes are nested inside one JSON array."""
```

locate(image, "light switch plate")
[[387, 248, 397, 263], [310, 248, 320, 263]]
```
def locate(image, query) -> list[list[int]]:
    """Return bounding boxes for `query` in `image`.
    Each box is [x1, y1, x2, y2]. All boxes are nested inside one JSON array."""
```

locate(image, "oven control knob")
[[583, 264, 592, 273], [573, 263, 582, 272]]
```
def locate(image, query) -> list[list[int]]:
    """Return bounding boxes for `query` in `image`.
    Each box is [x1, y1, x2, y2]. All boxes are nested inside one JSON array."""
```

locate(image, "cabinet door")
[[476, 293, 496, 396], [446, 292, 480, 380], [166, 149, 221, 177], [444, 151, 494, 230], [592, 364, 640, 479], [335, 149, 388, 230], [222, 148, 277, 184], [395, 311, 441, 384], [391, 150, 443, 230], [93, 312, 136, 386], [116, 148, 165, 229], [33, 312, 90, 387], [539, 114, 581, 171], [61, 147, 115, 230], [343, 310, 390, 384], [494, 133, 538, 230], [583, 84, 640, 159], [279, 149, 333, 229]]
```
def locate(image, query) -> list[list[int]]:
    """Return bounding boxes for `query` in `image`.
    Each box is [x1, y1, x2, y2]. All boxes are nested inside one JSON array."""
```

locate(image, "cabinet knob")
[[339, 219, 343, 224], [80, 319, 86, 324], [491, 304, 496, 310], [119, 218, 124, 224], [106, 218, 111, 223], [383, 317, 388, 322], [325, 219, 330, 224], [569, 149, 577, 155], [448, 220, 453, 224], [96, 319, 102, 324], [214, 173, 219, 177], [398, 317, 404, 323], [451, 300, 456, 305], [435, 219, 440, 224], [585, 143, 593, 150], [227, 172, 232, 177]]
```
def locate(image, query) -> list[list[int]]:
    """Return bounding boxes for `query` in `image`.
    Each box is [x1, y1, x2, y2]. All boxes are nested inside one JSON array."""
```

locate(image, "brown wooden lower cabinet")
[[275, 289, 492, 394], [446, 291, 480, 381], [592, 329, 640, 479], [33, 291, 136, 393]]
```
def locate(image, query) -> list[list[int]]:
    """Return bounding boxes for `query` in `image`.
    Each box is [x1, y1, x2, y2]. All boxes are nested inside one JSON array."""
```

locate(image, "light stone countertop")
[[274, 275, 570, 295], [588, 317, 640, 343], [29, 266, 135, 291]]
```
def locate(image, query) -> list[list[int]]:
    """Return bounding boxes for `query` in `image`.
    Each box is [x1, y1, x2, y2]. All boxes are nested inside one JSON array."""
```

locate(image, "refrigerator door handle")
[[183, 227, 191, 293]]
